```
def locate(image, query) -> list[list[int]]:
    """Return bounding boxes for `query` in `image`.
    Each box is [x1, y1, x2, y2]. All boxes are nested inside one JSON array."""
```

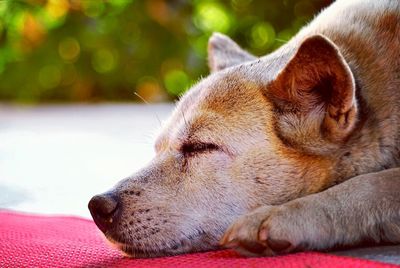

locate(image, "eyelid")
[[181, 142, 220, 156]]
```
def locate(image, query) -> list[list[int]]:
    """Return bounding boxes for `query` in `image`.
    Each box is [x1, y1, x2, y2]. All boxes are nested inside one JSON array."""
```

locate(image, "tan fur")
[[89, 0, 400, 257]]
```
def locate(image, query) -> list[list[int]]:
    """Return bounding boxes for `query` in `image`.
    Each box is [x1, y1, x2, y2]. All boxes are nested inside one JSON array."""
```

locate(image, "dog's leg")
[[220, 168, 400, 256]]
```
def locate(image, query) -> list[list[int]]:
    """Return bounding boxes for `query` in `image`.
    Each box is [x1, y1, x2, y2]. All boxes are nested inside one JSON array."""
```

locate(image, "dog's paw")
[[220, 202, 319, 256]]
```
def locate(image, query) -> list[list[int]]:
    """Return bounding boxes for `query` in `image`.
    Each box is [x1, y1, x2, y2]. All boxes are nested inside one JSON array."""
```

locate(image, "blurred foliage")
[[0, 0, 331, 103]]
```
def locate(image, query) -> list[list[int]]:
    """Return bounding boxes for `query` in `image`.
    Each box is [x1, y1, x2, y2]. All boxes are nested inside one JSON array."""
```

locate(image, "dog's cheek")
[[228, 147, 300, 207]]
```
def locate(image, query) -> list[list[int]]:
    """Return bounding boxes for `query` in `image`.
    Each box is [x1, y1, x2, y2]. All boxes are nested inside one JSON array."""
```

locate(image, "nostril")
[[88, 193, 119, 233]]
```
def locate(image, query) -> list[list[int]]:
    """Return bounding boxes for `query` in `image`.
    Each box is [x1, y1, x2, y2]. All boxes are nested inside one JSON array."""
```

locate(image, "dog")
[[88, 0, 400, 258]]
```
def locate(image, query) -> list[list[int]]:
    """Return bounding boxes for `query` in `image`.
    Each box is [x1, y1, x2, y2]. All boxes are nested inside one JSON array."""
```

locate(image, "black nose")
[[88, 193, 119, 233]]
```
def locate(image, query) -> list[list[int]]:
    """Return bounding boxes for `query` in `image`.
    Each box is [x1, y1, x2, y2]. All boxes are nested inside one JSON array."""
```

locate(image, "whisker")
[[181, 109, 188, 129], [275, 38, 289, 44], [134, 91, 162, 127]]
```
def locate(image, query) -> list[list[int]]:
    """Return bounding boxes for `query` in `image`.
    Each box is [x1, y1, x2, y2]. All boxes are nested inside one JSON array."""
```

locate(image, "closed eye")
[[181, 142, 220, 156]]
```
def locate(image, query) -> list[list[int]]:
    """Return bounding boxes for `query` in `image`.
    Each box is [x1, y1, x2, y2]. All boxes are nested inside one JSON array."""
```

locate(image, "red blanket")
[[0, 210, 396, 267]]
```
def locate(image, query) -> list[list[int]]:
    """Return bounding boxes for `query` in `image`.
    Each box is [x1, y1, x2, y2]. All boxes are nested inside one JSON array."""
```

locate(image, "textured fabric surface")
[[0, 210, 397, 268]]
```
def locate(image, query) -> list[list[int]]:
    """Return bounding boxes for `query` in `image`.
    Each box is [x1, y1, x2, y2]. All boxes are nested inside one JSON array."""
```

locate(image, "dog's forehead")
[[156, 67, 276, 149], [186, 53, 291, 108], [179, 47, 294, 110], [174, 73, 256, 120], [183, 70, 264, 113]]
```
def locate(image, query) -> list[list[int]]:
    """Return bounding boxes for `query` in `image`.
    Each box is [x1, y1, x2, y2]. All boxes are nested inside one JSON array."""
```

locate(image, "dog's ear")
[[269, 34, 357, 143], [208, 32, 256, 73]]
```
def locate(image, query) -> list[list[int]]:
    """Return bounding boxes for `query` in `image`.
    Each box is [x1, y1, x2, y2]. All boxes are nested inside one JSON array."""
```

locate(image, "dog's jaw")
[[105, 229, 218, 258]]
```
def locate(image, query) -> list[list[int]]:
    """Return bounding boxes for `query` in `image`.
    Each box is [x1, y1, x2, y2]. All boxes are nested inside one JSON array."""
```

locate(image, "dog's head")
[[88, 33, 358, 257]]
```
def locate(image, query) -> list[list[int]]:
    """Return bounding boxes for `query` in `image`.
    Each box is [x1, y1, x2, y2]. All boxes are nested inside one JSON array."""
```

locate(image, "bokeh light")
[[0, 0, 331, 102], [164, 70, 190, 96], [58, 37, 80, 62], [92, 49, 118, 74], [250, 22, 275, 49], [38, 65, 61, 89], [193, 2, 233, 33]]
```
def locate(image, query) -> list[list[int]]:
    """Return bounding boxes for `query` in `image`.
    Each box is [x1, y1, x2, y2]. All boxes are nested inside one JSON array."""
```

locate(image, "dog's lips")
[[109, 239, 195, 258], [105, 230, 210, 258], [116, 242, 176, 258]]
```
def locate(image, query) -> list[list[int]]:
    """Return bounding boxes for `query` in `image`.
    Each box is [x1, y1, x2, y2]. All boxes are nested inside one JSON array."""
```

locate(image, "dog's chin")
[[105, 232, 218, 258], [117, 243, 189, 258]]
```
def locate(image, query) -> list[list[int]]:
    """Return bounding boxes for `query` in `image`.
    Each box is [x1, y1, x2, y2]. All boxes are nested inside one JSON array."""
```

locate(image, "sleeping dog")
[[89, 0, 400, 257]]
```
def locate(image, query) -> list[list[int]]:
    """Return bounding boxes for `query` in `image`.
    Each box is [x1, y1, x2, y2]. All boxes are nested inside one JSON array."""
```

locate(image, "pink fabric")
[[0, 210, 397, 267]]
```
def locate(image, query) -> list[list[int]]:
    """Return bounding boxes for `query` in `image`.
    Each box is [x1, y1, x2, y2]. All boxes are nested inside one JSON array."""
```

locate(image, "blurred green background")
[[0, 0, 331, 103]]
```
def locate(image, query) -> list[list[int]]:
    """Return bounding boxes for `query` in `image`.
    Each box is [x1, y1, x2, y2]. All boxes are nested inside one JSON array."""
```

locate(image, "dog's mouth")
[[106, 229, 216, 258]]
